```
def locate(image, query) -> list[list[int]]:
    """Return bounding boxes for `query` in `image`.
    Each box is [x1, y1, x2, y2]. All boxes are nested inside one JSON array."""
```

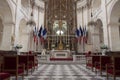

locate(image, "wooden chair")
[[94, 55, 111, 75], [3, 55, 24, 80], [106, 56, 120, 80]]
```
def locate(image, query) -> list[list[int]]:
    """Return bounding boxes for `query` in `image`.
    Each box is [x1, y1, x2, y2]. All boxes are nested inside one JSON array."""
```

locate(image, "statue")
[[41, 49, 46, 55]]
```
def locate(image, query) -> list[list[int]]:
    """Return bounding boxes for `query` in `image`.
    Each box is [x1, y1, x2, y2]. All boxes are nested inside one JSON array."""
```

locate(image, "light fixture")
[[26, 0, 36, 27]]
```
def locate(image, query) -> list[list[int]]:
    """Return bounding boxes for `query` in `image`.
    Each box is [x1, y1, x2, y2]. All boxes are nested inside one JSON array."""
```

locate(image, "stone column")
[[108, 23, 120, 51], [101, 0, 109, 46]]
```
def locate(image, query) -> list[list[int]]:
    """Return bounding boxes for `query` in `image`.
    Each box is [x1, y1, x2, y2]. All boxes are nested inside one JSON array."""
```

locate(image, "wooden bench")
[[86, 55, 100, 71], [94, 55, 111, 75], [0, 63, 10, 80], [106, 56, 120, 80], [3, 55, 24, 80]]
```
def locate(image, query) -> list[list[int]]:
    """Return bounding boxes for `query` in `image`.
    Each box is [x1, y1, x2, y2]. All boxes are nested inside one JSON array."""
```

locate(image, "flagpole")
[[82, 27, 85, 53]]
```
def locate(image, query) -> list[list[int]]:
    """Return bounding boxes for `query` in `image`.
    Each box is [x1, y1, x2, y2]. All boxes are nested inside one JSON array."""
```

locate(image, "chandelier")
[[26, 0, 36, 26]]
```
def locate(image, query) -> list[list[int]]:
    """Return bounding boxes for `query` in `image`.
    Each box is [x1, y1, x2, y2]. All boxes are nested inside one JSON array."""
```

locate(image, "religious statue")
[[41, 49, 46, 55]]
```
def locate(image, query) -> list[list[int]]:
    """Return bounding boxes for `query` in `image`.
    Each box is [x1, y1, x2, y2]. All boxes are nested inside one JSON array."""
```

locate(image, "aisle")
[[10, 63, 120, 80], [23, 64, 106, 80]]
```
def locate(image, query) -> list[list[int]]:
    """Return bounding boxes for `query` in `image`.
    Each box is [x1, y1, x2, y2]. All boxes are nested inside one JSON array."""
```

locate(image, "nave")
[[10, 63, 120, 80]]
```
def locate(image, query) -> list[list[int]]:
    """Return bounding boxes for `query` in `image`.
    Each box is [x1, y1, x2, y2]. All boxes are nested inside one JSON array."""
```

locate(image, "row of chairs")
[[86, 54, 120, 80], [0, 52, 38, 80]]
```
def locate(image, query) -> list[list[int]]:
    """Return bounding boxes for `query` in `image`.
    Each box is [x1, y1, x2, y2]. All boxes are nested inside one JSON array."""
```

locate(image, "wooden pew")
[[18, 55, 33, 75], [106, 56, 120, 80], [86, 55, 100, 71], [28, 54, 38, 71], [94, 55, 111, 75], [0, 63, 10, 80], [28, 51, 38, 70], [2, 55, 24, 80], [0, 72, 10, 80]]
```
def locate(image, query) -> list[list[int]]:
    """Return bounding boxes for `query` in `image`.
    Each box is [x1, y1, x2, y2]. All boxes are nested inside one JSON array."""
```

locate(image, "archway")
[[91, 19, 103, 52], [109, 0, 120, 51], [0, 0, 13, 50], [19, 19, 29, 52], [96, 19, 104, 44]]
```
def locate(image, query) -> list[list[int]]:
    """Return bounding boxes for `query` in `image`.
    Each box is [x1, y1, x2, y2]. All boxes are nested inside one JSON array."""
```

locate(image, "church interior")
[[0, 0, 120, 80]]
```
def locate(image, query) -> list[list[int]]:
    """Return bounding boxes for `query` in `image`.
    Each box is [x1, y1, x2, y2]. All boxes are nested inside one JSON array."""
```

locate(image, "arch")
[[18, 18, 29, 52], [110, 0, 120, 23], [6, 0, 14, 22], [0, 0, 13, 23], [109, 0, 120, 51], [108, 0, 118, 23], [0, 0, 14, 50]]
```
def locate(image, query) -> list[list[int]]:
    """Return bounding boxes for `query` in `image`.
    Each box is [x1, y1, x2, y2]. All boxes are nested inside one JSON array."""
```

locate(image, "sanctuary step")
[[50, 58, 73, 61]]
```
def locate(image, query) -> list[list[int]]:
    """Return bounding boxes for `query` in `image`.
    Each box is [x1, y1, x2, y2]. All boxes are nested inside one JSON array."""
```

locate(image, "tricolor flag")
[[75, 28, 80, 42], [42, 28, 47, 39], [75, 28, 80, 38], [79, 26, 83, 44], [33, 26, 38, 45], [33, 26, 37, 42], [38, 25, 42, 38], [83, 27, 88, 44]]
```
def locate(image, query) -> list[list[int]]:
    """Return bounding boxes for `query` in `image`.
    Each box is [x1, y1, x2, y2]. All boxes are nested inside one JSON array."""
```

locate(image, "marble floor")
[[10, 63, 120, 80]]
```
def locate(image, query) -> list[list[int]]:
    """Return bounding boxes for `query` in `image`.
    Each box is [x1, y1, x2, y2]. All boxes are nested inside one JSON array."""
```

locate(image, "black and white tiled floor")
[[11, 64, 120, 80]]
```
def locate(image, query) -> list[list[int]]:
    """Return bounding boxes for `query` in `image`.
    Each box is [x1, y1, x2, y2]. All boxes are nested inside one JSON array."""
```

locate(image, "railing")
[[73, 55, 86, 62], [37, 54, 86, 63], [37, 55, 50, 62]]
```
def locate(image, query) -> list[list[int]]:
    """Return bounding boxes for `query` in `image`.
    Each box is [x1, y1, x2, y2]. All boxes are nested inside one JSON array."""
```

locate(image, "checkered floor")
[[11, 64, 120, 80]]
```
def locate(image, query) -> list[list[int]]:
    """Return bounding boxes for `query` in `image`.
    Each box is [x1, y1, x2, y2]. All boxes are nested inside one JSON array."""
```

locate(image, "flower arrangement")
[[100, 44, 108, 49], [15, 44, 23, 49]]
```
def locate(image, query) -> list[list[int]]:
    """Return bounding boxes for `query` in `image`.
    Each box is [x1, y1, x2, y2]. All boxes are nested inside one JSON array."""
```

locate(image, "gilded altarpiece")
[[44, 0, 77, 50]]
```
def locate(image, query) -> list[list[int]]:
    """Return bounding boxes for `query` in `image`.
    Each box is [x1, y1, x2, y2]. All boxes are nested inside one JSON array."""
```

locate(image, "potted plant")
[[15, 44, 23, 49], [100, 44, 108, 55], [14, 44, 22, 55]]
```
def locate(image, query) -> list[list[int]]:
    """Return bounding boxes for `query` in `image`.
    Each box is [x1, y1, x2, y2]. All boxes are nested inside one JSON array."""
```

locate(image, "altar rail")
[[73, 55, 86, 62], [37, 55, 86, 63], [37, 55, 50, 62]]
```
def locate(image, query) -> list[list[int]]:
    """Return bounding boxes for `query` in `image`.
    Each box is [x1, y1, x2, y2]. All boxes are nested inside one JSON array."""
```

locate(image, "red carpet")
[[50, 58, 73, 61]]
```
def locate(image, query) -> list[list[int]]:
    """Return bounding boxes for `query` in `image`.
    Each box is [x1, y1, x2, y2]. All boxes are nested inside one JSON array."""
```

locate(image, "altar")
[[50, 50, 72, 58]]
